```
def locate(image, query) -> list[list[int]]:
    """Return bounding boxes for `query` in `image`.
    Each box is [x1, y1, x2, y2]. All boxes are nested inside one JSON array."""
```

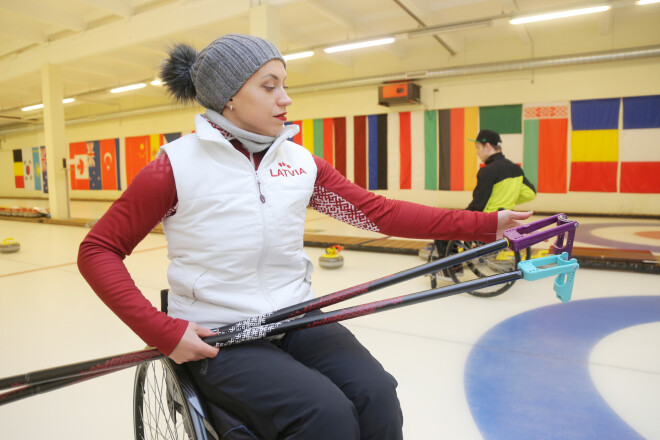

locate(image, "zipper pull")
[[256, 174, 266, 203], [251, 153, 266, 203]]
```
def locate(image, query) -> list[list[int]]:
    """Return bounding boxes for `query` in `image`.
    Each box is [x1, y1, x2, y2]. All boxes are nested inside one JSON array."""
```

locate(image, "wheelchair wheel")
[[443, 240, 531, 297], [134, 358, 217, 440]]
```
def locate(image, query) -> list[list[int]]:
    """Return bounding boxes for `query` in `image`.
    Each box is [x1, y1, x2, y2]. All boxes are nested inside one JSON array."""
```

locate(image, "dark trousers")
[[433, 240, 449, 259], [186, 320, 404, 440]]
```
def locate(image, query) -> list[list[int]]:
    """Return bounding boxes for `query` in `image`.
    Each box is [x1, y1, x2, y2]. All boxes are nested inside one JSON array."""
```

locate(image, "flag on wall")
[[619, 95, 660, 193], [383, 111, 431, 190], [12, 149, 24, 188], [32, 147, 42, 191], [149, 134, 164, 162], [369, 114, 388, 190], [69, 141, 91, 190], [291, 118, 347, 175], [480, 104, 524, 165], [40, 146, 48, 194], [333, 117, 347, 177], [569, 98, 620, 192], [69, 139, 121, 190], [422, 110, 438, 190], [88, 141, 103, 190], [386, 112, 408, 190], [523, 102, 569, 193], [352, 114, 388, 190], [21, 147, 35, 191], [354, 115, 367, 188], [100, 138, 121, 190], [125, 132, 182, 186], [437, 107, 479, 191], [125, 135, 150, 186]]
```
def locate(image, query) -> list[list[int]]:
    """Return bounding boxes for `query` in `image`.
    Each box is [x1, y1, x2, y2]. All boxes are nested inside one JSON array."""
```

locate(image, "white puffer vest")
[[161, 115, 317, 328]]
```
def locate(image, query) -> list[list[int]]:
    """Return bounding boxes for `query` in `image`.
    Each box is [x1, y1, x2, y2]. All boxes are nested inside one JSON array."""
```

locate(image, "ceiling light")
[[110, 83, 147, 93], [510, 6, 610, 25], [324, 37, 395, 54], [21, 98, 75, 111], [21, 103, 44, 112], [150, 79, 163, 86], [637, 0, 660, 4], [283, 51, 314, 61]]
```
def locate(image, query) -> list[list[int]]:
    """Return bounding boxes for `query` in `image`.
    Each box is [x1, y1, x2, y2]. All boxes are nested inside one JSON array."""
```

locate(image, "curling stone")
[[0, 238, 20, 254], [318, 245, 344, 269]]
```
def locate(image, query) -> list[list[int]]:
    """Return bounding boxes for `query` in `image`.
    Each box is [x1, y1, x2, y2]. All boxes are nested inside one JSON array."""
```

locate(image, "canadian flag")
[[69, 141, 91, 190], [73, 154, 89, 180]]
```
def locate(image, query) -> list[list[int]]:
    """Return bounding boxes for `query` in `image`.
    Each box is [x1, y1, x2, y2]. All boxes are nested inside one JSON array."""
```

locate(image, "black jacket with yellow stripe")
[[467, 152, 536, 213]]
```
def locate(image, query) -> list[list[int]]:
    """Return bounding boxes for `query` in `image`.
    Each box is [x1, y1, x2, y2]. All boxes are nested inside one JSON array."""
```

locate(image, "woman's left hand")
[[496, 210, 533, 239]]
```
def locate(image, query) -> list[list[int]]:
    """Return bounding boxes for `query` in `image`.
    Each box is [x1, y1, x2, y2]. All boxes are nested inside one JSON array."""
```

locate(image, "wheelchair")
[[133, 290, 261, 440], [427, 240, 531, 297]]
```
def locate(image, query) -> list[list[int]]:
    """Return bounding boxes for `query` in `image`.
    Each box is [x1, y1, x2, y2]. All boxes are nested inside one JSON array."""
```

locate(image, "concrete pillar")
[[249, 4, 280, 48], [41, 64, 70, 219]]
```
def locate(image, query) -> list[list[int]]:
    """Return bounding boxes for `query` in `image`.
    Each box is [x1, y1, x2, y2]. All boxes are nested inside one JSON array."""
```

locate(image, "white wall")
[[1, 58, 659, 216]]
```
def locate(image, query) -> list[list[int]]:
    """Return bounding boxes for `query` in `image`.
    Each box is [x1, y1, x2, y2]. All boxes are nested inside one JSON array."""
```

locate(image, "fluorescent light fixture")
[[21, 103, 44, 111], [283, 50, 314, 61], [637, 0, 660, 4], [324, 37, 395, 54], [510, 5, 610, 24], [110, 83, 146, 93], [21, 98, 75, 111], [150, 79, 163, 86]]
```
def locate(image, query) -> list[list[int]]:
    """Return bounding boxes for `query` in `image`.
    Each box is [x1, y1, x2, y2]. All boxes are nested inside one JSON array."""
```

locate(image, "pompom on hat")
[[160, 34, 286, 113]]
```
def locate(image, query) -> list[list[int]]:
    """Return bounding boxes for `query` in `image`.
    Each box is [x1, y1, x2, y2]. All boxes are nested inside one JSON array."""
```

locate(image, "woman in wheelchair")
[[78, 33, 532, 440]]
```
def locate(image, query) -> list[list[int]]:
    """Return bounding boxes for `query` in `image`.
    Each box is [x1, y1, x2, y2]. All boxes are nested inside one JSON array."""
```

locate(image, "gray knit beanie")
[[160, 34, 285, 112]]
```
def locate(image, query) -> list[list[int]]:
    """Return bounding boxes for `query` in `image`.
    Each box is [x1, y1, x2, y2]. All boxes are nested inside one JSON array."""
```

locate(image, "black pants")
[[186, 320, 403, 440], [433, 240, 449, 259]]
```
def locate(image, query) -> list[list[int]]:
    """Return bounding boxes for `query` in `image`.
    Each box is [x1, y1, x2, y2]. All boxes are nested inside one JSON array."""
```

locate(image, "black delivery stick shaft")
[[0, 271, 521, 406]]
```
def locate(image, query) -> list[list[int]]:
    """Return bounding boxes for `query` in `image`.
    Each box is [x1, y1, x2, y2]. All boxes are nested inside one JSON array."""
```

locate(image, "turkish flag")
[[100, 138, 120, 190]]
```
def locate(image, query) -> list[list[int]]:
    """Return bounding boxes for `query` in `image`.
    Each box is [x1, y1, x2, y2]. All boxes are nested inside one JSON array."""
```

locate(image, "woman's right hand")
[[169, 321, 220, 364]]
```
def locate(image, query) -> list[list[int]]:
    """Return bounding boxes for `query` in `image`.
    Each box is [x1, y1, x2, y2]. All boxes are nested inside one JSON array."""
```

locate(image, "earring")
[[229, 104, 234, 111]]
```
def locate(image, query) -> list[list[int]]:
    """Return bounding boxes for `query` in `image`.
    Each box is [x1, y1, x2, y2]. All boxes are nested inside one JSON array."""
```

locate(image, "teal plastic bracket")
[[518, 252, 579, 303]]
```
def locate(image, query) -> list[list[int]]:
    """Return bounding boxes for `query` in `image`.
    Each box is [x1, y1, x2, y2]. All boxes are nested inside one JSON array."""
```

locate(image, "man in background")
[[466, 129, 536, 212], [432, 129, 536, 277]]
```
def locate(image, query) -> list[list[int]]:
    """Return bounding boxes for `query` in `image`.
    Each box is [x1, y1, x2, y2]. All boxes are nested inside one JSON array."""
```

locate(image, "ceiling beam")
[[71, 0, 133, 18], [306, 0, 355, 29], [394, 0, 428, 19], [0, 17, 48, 43], [0, 41, 37, 58], [0, 0, 86, 31], [0, 0, 252, 83], [430, 0, 491, 11]]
